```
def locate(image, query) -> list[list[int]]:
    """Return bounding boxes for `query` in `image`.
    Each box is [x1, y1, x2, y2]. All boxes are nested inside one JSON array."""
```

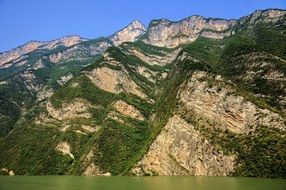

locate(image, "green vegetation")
[[217, 25, 286, 113], [0, 82, 35, 136], [0, 125, 77, 175], [51, 76, 115, 108], [204, 126, 286, 178], [123, 41, 174, 56], [1, 12, 286, 178], [93, 118, 150, 175], [175, 29, 286, 177], [118, 93, 152, 118], [180, 107, 286, 178]]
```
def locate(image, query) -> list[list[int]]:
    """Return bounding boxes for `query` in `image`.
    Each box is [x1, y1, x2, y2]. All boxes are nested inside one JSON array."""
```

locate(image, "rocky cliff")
[[0, 8, 286, 178], [110, 20, 147, 46], [143, 16, 236, 48]]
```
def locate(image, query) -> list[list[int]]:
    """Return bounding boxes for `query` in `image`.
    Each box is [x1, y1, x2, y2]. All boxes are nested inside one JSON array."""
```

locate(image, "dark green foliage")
[[1, 12, 286, 177], [177, 25, 286, 177], [0, 120, 90, 175], [234, 127, 286, 178], [221, 25, 286, 66], [0, 82, 34, 136], [217, 25, 286, 113], [254, 25, 286, 59], [183, 37, 224, 64], [0, 65, 28, 81], [201, 126, 286, 178], [50, 76, 115, 108], [93, 119, 150, 175], [181, 107, 286, 178], [0, 126, 69, 175], [118, 93, 153, 118], [123, 41, 174, 56]]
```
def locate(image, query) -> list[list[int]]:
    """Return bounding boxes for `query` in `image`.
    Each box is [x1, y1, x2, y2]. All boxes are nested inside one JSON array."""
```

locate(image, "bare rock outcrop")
[[49, 40, 110, 63], [124, 45, 181, 66], [0, 35, 83, 68], [55, 141, 74, 159], [132, 115, 235, 176], [81, 150, 111, 176], [113, 100, 145, 120], [46, 99, 91, 121], [110, 20, 147, 46], [0, 41, 43, 67], [143, 16, 236, 48], [85, 67, 147, 99], [179, 71, 286, 134], [240, 9, 286, 26]]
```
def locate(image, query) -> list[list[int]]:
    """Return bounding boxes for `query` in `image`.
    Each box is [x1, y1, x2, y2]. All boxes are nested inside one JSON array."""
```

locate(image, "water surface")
[[0, 176, 286, 190]]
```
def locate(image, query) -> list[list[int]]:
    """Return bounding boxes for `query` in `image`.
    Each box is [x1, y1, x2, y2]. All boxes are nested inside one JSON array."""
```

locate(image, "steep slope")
[[0, 41, 179, 175], [143, 16, 236, 48], [110, 20, 147, 46], [0, 9, 286, 178], [131, 9, 286, 177], [142, 9, 286, 48], [0, 35, 83, 69], [0, 20, 147, 137], [0, 37, 107, 136]]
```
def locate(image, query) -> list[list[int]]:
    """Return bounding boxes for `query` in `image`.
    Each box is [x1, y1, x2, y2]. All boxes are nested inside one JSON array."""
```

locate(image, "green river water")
[[0, 176, 285, 190]]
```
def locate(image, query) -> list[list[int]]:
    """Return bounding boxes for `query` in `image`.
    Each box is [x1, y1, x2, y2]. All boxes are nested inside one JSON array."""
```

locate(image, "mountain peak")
[[144, 14, 236, 48], [109, 20, 147, 46], [0, 35, 84, 68], [128, 20, 146, 31], [239, 8, 286, 27], [57, 35, 83, 47]]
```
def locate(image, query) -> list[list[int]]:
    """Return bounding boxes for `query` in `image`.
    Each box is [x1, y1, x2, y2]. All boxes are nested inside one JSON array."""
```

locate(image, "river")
[[0, 176, 286, 190]]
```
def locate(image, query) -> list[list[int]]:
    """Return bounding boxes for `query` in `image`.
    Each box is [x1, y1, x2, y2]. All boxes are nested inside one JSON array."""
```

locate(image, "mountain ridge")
[[0, 8, 286, 177], [1, 8, 284, 58]]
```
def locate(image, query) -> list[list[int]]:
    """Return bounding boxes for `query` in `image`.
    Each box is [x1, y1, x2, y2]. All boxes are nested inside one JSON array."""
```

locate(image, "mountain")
[[0, 35, 83, 68], [0, 8, 286, 178], [110, 20, 147, 46]]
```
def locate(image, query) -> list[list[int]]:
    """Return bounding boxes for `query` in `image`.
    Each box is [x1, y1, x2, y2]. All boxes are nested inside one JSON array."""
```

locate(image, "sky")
[[0, 0, 285, 52]]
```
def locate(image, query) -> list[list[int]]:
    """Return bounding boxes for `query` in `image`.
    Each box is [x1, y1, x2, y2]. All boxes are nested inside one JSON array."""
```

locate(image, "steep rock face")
[[34, 98, 99, 136], [179, 71, 286, 134], [37, 87, 54, 101], [85, 66, 147, 99], [142, 9, 286, 48], [239, 9, 286, 26], [0, 41, 43, 67], [40, 35, 83, 50], [0, 35, 83, 68], [143, 16, 236, 48], [132, 115, 235, 176], [122, 43, 181, 66], [110, 20, 147, 46], [113, 100, 145, 120], [1, 8, 286, 177], [19, 70, 42, 94], [136, 66, 157, 83], [46, 99, 91, 121], [223, 51, 286, 112], [49, 40, 110, 63], [58, 35, 82, 47]]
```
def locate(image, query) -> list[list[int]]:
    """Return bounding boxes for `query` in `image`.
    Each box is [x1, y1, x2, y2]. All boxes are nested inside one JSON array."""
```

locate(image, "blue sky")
[[0, 0, 285, 52]]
